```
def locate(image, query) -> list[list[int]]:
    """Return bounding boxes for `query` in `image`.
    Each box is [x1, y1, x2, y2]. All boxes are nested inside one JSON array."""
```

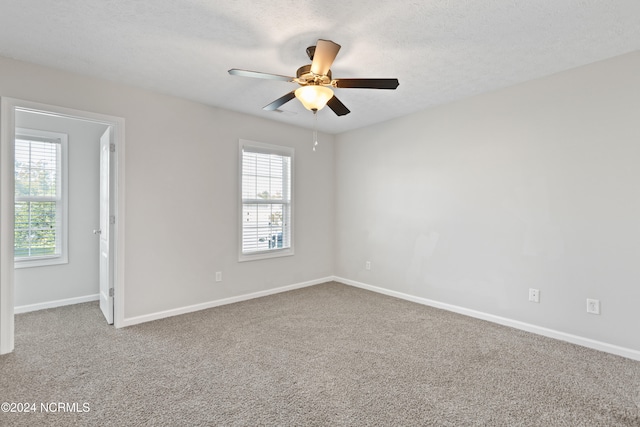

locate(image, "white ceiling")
[[0, 1, 638, 134]]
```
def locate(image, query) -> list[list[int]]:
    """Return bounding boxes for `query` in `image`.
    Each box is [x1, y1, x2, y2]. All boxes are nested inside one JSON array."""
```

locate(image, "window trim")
[[238, 139, 294, 262], [14, 128, 69, 268]]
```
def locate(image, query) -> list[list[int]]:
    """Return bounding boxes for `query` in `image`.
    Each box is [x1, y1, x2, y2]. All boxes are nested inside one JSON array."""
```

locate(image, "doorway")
[[0, 98, 125, 354]]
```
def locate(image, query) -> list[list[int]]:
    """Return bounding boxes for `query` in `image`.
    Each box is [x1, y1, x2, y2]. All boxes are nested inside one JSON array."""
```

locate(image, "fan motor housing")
[[296, 64, 332, 85]]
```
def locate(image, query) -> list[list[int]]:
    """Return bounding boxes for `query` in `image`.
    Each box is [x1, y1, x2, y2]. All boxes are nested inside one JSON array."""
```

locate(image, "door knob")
[[93, 229, 102, 235]]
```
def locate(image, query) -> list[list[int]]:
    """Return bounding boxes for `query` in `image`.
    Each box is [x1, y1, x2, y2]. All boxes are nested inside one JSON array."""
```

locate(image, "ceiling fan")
[[228, 39, 399, 116]]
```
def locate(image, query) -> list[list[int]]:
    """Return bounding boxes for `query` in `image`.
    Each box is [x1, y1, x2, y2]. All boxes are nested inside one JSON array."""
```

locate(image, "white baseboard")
[[15, 294, 99, 314], [120, 276, 333, 328], [334, 276, 640, 362]]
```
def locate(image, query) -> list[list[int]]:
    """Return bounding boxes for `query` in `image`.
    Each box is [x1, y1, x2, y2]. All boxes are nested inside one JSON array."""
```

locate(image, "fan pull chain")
[[312, 110, 319, 152]]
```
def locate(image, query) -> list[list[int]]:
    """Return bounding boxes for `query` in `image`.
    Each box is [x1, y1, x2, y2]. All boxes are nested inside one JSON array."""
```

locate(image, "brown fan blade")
[[310, 39, 341, 76], [228, 69, 295, 82], [263, 91, 296, 111], [326, 96, 350, 116], [334, 78, 399, 89]]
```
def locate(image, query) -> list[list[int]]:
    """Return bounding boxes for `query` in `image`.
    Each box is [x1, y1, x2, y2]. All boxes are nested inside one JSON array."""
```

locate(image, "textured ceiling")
[[0, 1, 638, 134]]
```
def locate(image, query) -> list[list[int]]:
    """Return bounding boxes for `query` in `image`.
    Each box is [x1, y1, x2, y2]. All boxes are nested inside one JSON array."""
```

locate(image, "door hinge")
[[110, 215, 116, 225], [110, 143, 116, 153], [109, 288, 114, 297]]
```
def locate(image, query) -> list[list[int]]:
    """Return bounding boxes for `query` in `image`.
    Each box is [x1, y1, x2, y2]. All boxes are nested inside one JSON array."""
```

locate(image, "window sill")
[[15, 255, 68, 269], [238, 248, 294, 263]]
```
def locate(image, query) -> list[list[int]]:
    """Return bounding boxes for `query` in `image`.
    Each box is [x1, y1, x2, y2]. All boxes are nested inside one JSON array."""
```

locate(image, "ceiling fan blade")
[[333, 78, 399, 89], [228, 68, 294, 82], [263, 91, 296, 111], [310, 39, 341, 76], [327, 95, 350, 116]]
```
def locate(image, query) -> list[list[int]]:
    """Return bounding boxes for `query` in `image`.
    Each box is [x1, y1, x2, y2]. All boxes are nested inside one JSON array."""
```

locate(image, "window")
[[14, 129, 68, 268], [239, 140, 293, 261]]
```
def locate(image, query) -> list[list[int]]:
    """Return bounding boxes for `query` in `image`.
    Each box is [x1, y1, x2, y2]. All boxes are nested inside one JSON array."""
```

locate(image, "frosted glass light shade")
[[294, 85, 334, 111]]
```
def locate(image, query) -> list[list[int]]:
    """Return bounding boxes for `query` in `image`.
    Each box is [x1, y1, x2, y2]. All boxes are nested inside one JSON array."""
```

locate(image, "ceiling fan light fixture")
[[229, 39, 398, 117], [294, 85, 334, 111]]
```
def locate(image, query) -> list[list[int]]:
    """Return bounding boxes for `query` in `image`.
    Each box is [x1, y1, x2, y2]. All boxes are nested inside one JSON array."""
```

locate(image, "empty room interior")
[[1, 1, 639, 425]]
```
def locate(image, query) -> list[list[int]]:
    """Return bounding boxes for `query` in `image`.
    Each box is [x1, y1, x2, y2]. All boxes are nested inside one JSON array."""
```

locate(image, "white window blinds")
[[240, 140, 293, 259], [14, 129, 68, 266]]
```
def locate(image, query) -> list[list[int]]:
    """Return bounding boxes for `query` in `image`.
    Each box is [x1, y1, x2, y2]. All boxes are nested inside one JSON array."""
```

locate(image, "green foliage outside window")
[[14, 202, 57, 257]]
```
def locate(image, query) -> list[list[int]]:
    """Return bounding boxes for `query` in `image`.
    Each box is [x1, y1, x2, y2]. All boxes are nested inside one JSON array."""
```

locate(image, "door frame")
[[0, 97, 126, 354]]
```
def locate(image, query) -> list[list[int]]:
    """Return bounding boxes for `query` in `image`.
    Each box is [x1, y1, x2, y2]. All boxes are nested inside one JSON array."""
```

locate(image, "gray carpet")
[[1, 282, 639, 426]]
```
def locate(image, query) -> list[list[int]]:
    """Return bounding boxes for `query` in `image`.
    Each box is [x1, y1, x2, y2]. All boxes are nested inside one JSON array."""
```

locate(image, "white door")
[[98, 127, 114, 324]]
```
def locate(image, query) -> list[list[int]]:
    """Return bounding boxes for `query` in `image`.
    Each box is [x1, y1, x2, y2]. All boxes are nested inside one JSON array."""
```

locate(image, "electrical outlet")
[[365, 261, 371, 271], [215, 272, 222, 282], [528, 288, 540, 303], [586, 298, 600, 315]]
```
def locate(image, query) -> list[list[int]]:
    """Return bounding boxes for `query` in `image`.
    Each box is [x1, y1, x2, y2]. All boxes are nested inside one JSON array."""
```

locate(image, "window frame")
[[238, 139, 294, 262], [14, 128, 69, 268]]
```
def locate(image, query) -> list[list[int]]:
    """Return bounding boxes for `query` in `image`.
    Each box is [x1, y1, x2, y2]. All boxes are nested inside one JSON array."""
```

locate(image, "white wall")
[[0, 55, 335, 321], [14, 112, 105, 308], [335, 52, 640, 352]]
